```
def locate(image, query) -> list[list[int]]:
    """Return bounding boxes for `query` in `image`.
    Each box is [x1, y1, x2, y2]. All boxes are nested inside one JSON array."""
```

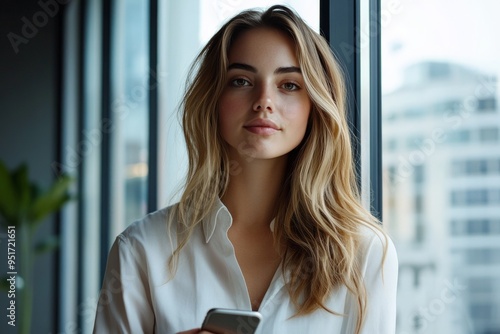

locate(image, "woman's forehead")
[[227, 27, 299, 67]]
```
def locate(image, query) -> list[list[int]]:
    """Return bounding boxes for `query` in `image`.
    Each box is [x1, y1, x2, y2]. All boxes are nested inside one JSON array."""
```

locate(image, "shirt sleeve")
[[92, 234, 155, 333], [360, 232, 399, 334]]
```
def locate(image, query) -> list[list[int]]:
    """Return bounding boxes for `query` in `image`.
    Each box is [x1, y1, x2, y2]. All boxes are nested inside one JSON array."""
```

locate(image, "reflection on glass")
[[382, 1, 500, 333], [112, 0, 149, 232]]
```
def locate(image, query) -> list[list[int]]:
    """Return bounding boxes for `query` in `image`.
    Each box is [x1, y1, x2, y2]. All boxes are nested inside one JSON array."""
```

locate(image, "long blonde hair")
[[170, 5, 387, 333]]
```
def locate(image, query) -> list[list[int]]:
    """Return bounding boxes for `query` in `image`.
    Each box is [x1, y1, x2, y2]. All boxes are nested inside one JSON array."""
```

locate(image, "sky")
[[381, 0, 500, 92]]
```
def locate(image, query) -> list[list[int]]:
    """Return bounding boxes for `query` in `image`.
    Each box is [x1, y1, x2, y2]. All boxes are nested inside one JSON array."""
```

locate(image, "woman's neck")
[[221, 155, 287, 230]]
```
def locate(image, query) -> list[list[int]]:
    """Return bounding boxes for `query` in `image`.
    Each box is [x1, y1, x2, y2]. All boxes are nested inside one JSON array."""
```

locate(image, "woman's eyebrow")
[[227, 63, 257, 73], [274, 66, 301, 74], [227, 63, 302, 75]]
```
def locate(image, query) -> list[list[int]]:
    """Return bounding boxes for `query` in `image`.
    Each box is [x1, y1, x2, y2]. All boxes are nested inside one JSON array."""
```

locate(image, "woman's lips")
[[243, 126, 280, 135], [243, 118, 281, 135]]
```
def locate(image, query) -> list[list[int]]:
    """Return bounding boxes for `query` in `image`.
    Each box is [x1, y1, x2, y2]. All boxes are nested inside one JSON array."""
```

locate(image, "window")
[[428, 62, 451, 79], [467, 219, 490, 235], [468, 277, 494, 295], [480, 127, 499, 143], [452, 219, 500, 236], [448, 129, 471, 144], [452, 158, 500, 176], [469, 303, 495, 321], [466, 249, 500, 265], [382, 1, 500, 333], [434, 100, 462, 115], [477, 97, 497, 112], [110, 0, 150, 237], [413, 165, 424, 184], [489, 159, 500, 173], [451, 189, 500, 206]]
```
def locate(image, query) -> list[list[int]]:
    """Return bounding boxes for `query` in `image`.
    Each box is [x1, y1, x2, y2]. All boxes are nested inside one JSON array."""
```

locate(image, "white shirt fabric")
[[93, 198, 398, 334]]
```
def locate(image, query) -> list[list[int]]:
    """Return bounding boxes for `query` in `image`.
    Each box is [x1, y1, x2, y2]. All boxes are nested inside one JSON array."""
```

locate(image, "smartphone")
[[201, 308, 262, 334]]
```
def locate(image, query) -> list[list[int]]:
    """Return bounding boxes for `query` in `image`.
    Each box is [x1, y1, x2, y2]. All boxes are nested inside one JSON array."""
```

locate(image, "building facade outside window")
[[382, 0, 500, 333]]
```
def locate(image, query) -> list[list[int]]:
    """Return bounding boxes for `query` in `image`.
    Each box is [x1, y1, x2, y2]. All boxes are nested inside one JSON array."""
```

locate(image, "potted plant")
[[0, 161, 73, 334]]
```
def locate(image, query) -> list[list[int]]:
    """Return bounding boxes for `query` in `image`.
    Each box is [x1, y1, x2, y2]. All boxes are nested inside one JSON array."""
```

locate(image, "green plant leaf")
[[28, 174, 73, 224], [12, 164, 31, 218], [35, 236, 60, 255], [0, 161, 18, 227], [0, 275, 11, 292]]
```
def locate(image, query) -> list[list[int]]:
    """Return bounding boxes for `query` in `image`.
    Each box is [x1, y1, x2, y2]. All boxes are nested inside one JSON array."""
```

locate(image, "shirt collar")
[[202, 197, 232, 243], [202, 197, 276, 243]]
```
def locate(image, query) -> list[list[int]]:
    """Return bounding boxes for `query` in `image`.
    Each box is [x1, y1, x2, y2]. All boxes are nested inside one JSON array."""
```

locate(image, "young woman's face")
[[218, 27, 311, 162]]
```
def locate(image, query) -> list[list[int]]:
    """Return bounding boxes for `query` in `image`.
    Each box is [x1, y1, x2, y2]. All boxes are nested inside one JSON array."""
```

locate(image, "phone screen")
[[201, 308, 262, 334]]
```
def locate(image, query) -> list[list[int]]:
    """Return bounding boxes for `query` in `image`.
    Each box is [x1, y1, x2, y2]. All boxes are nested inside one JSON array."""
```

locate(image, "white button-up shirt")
[[93, 199, 398, 333]]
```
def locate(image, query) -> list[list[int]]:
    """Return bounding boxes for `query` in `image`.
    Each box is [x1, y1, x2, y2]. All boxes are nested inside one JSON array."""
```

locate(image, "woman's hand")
[[176, 329, 215, 334]]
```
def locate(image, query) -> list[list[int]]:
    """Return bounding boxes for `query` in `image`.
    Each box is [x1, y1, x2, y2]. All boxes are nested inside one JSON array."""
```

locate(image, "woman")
[[93, 5, 398, 334]]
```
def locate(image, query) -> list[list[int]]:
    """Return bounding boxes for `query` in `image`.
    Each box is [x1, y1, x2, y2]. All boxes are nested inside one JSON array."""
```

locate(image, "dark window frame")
[[320, 0, 382, 219]]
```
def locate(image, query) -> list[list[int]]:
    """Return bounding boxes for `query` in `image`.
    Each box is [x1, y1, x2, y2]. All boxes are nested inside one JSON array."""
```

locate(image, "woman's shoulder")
[[118, 203, 179, 247], [356, 223, 398, 273]]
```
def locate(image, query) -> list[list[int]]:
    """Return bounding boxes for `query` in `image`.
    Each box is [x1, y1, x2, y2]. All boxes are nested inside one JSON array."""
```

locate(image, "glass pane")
[[159, 0, 319, 206], [382, 1, 500, 333], [111, 0, 149, 236]]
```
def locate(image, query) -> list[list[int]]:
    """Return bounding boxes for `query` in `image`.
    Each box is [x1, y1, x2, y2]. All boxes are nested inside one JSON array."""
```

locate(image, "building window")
[[466, 159, 489, 175], [479, 127, 499, 142], [434, 100, 462, 115], [414, 194, 423, 213], [468, 277, 494, 294], [428, 62, 450, 79], [451, 189, 500, 206], [477, 97, 497, 112], [467, 219, 490, 235], [489, 158, 500, 173], [451, 219, 500, 236], [448, 129, 471, 144], [469, 303, 494, 321], [452, 158, 500, 176], [466, 249, 500, 265], [414, 165, 424, 184]]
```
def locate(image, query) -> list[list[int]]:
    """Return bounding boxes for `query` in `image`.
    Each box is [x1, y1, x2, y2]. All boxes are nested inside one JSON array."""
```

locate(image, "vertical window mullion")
[[369, 0, 382, 220], [99, 0, 112, 281], [320, 0, 382, 219], [319, 0, 362, 196], [148, 0, 159, 213]]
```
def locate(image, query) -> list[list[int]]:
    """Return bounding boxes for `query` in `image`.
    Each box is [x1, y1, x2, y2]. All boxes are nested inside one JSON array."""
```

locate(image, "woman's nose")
[[252, 84, 274, 112]]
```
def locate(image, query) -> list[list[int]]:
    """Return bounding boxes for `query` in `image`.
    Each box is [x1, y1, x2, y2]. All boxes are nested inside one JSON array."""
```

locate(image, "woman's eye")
[[230, 78, 250, 87], [281, 82, 299, 91]]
